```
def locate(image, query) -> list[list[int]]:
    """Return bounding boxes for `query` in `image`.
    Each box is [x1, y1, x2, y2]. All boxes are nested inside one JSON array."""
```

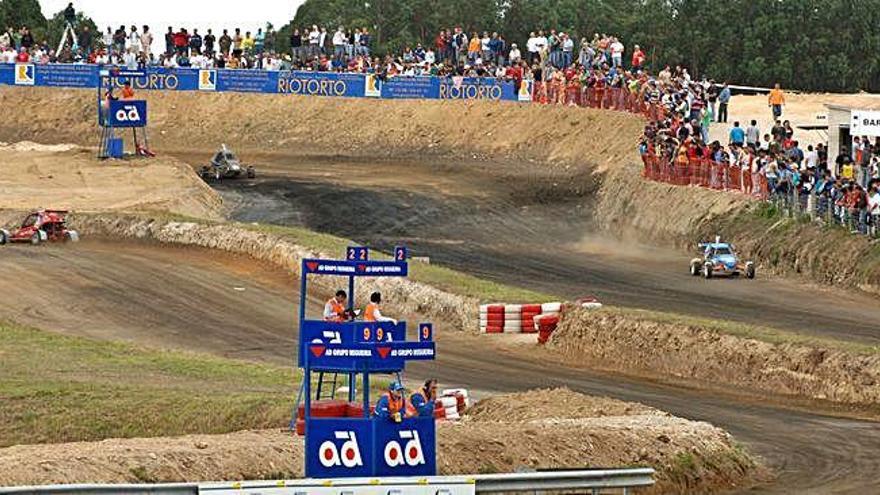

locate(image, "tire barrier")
[[480, 302, 563, 333], [479, 304, 506, 334], [433, 388, 469, 421]]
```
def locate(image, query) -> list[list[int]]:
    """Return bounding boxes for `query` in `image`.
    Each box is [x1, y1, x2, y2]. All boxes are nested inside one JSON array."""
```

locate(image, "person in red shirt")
[[16, 48, 30, 63], [505, 62, 524, 92], [631, 44, 646, 71], [173, 28, 189, 55]]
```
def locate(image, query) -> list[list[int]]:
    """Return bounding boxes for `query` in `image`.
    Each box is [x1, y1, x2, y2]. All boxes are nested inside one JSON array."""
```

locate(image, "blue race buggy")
[[689, 237, 755, 279]]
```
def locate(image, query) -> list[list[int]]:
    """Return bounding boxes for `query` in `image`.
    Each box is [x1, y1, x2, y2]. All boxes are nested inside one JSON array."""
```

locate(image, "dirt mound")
[[467, 387, 659, 421], [0, 389, 763, 493], [549, 308, 880, 408], [0, 145, 222, 220], [0, 86, 643, 174]]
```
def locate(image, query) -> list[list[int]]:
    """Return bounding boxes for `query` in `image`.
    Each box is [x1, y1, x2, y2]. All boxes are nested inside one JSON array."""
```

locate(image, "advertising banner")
[[0, 63, 520, 101]]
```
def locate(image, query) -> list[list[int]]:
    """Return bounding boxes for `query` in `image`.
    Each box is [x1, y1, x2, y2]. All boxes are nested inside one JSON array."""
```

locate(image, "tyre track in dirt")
[[0, 239, 878, 493]]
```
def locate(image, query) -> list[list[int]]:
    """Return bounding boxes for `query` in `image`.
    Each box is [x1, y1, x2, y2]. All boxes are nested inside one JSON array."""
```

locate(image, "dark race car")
[[0, 210, 80, 245]]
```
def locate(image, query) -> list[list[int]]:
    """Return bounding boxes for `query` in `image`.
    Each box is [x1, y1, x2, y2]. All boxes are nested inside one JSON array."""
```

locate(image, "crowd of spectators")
[[632, 72, 880, 236]]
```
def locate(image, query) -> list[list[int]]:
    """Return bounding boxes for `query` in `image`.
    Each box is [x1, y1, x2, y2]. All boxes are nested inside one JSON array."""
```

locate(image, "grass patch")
[[242, 222, 555, 302], [595, 306, 880, 355], [0, 322, 298, 447]]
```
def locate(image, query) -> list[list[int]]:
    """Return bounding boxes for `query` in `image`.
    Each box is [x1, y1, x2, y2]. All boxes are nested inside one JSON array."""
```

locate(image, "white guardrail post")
[[0, 468, 655, 494]]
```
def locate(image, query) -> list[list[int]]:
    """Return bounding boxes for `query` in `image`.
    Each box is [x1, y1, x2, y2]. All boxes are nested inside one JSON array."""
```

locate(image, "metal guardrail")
[[0, 468, 655, 494], [473, 468, 655, 492]]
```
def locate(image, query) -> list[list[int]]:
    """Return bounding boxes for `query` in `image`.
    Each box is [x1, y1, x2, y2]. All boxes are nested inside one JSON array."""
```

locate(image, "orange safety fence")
[[530, 81, 768, 199], [640, 155, 769, 198]]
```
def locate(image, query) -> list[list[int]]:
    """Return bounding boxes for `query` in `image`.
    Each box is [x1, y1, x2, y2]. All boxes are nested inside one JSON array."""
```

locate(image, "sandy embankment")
[[0, 142, 221, 220], [549, 308, 880, 410], [0, 389, 763, 494]]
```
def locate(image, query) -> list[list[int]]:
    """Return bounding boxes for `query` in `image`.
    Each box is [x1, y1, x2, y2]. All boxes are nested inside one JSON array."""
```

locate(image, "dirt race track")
[[208, 154, 880, 343], [1, 237, 879, 494]]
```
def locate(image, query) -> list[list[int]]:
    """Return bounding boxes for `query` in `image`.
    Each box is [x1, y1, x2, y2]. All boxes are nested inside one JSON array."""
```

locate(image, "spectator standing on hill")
[[127, 26, 140, 54], [78, 26, 92, 55], [729, 121, 745, 147], [768, 83, 785, 119], [203, 29, 215, 55], [189, 28, 202, 54], [219, 29, 231, 56], [289, 28, 301, 60], [631, 44, 645, 71], [717, 83, 731, 123], [139, 26, 152, 58], [164, 27, 173, 55], [746, 120, 760, 149], [112, 26, 126, 54], [610, 36, 624, 68]]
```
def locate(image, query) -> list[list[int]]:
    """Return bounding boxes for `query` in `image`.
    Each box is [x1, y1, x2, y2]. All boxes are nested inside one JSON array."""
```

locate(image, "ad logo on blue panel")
[[14, 64, 34, 85], [373, 419, 437, 477], [108, 100, 148, 127], [306, 419, 373, 478]]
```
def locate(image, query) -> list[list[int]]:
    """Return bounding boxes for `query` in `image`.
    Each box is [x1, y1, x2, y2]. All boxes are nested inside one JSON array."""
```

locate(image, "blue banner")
[[0, 63, 519, 101], [302, 258, 408, 277], [381, 75, 516, 101], [298, 320, 409, 369], [305, 417, 436, 478]]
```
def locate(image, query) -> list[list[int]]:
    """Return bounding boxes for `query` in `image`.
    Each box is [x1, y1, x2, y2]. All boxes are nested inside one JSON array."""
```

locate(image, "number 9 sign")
[[394, 246, 408, 262], [376, 327, 385, 342], [362, 327, 371, 341], [419, 323, 433, 342]]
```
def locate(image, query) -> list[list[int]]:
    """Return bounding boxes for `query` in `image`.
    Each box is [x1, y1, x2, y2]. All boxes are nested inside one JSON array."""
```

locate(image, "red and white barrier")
[[480, 302, 563, 333], [480, 297, 602, 337]]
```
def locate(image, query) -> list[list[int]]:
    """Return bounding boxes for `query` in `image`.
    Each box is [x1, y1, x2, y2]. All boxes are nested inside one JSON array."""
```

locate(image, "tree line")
[[278, 0, 880, 93], [1, 0, 98, 52], [3, 0, 878, 92]]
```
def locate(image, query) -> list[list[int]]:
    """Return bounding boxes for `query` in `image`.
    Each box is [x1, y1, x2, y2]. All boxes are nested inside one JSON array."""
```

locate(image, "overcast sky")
[[41, 0, 306, 34]]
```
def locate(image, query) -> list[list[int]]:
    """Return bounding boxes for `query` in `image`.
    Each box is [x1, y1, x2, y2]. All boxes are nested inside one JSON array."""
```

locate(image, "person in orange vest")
[[768, 83, 785, 120], [364, 292, 397, 325], [375, 381, 405, 422], [121, 80, 135, 100], [406, 379, 437, 418], [323, 290, 348, 322]]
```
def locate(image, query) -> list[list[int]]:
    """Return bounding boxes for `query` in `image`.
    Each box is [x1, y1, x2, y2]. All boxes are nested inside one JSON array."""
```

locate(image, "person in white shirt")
[[804, 145, 819, 169], [868, 184, 880, 236], [123, 47, 138, 69], [509, 43, 521, 64], [424, 48, 435, 65], [102, 27, 113, 51], [127, 26, 140, 54], [308, 25, 320, 57], [526, 32, 538, 64], [332, 27, 346, 61], [139, 25, 153, 58], [610, 37, 624, 68]]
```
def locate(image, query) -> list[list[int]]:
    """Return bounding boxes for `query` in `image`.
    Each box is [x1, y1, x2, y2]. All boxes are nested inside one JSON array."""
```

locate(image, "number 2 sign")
[[347, 246, 369, 261], [394, 246, 408, 262]]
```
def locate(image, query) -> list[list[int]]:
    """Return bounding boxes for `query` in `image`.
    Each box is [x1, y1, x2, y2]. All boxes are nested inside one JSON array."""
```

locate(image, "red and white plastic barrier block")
[[479, 297, 602, 337]]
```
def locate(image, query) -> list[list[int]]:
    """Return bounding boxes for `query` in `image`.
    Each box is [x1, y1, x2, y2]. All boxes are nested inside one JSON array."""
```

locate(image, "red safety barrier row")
[[641, 155, 770, 199], [531, 82, 664, 120]]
